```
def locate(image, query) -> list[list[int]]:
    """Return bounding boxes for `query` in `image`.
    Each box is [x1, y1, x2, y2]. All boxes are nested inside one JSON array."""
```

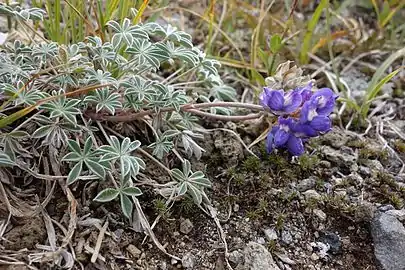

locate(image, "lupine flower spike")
[[261, 83, 338, 156]]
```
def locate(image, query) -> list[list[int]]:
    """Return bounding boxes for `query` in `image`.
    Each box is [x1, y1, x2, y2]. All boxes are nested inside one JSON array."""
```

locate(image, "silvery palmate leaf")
[[107, 18, 149, 48], [98, 136, 145, 182], [121, 75, 158, 102], [84, 87, 122, 115], [170, 160, 211, 205], [32, 115, 81, 148], [150, 24, 193, 48], [40, 90, 81, 125], [62, 137, 107, 185], [125, 40, 170, 70]]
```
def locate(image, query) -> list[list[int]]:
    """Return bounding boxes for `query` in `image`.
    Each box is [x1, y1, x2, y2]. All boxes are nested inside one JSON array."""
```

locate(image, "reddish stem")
[[87, 102, 266, 122]]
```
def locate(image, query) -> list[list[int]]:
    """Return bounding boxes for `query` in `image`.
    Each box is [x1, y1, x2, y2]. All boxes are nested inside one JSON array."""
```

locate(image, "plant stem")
[[86, 102, 266, 122], [187, 109, 263, 121]]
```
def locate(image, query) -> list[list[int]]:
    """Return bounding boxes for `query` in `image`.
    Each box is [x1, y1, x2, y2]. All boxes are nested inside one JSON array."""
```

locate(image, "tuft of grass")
[[359, 47, 405, 119], [275, 214, 285, 231], [299, 0, 329, 64], [389, 193, 403, 209], [298, 154, 320, 172], [243, 156, 261, 172], [153, 198, 170, 218], [394, 140, 405, 153], [31, 0, 141, 44]]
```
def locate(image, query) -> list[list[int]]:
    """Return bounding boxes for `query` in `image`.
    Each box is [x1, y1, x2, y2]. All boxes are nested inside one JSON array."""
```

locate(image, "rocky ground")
[[2, 119, 405, 270]]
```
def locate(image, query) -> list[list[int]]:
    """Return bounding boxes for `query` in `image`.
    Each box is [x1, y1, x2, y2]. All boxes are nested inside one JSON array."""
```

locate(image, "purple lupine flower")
[[263, 84, 338, 157], [300, 88, 338, 123], [295, 82, 313, 104], [266, 117, 305, 156], [260, 88, 302, 115]]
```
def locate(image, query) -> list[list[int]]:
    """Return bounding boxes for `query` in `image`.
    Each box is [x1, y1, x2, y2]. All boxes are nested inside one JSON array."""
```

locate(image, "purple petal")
[[300, 100, 318, 123], [310, 88, 337, 115], [310, 115, 331, 132], [311, 88, 335, 100], [278, 116, 295, 126], [287, 135, 305, 156], [295, 82, 313, 102], [274, 129, 290, 147], [283, 90, 302, 113], [266, 89, 285, 111], [266, 126, 278, 153], [291, 122, 317, 137], [259, 88, 271, 108], [317, 96, 337, 115]]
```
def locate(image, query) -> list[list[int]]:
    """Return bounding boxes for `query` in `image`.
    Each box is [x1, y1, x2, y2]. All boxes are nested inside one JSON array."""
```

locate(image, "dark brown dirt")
[[3, 216, 46, 251]]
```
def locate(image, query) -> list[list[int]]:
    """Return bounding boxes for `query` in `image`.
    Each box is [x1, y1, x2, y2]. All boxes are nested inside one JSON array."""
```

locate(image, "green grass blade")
[[299, 0, 328, 64], [366, 47, 405, 99], [360, 68, 401, 118], [339, 97, 360, 112], [0, 107, 37, 129]]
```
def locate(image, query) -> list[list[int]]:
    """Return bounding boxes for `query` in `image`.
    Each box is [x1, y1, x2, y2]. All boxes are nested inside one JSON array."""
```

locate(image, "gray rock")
[[274, 252, 296, 265], [240, 242, 280, 270], [182, 252, 195, 269], [371, 212, 405, 270], [313, 209, 327, 221], [229, 250, 244, 265], [159, 261, 168, 270], [256, 237, 266, 245], [180, 218, 193, 234], [297, 177, 316, 192], [386, 209, 405, 221], [303, 190, 322, 200], [322, 146, 357, 165], [319, 232, 341, 254], [126, 244, 142, 258], [378, 204, 395, 212], [310, 253, 319, 261], [281, 230, 293, 245], [264, 228, 278, 241], [171, 258, 178, 265], [359, 166, 371, 176], [363, 159, 384, 171]]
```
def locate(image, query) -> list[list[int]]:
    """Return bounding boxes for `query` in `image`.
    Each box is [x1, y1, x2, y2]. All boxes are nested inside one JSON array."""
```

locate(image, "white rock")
[[126, 244, 141, 258], [264, 228, 278, 241], [241, 242, 280, 270], [180, 218, 194, 234], [313, 209, 327, 221], [182, 252, 195, 269], [303, 190, 322, 200], [310, 253, 319, 261]]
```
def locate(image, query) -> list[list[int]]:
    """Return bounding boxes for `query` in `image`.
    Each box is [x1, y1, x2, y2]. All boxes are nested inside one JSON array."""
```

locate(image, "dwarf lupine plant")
[[0, 4, 338, 221]]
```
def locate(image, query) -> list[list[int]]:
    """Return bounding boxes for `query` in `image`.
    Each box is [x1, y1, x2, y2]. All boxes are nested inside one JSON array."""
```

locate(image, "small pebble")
[[311, 253, 319, 261], [303, 190, 322, 200], [281, 230, 293, 245], [313, 209, 327, 221], [264, 228, 278, 241], [180, 218, 194, 234], [256, 237, 266, 245], [126, 244, 142, 258]]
